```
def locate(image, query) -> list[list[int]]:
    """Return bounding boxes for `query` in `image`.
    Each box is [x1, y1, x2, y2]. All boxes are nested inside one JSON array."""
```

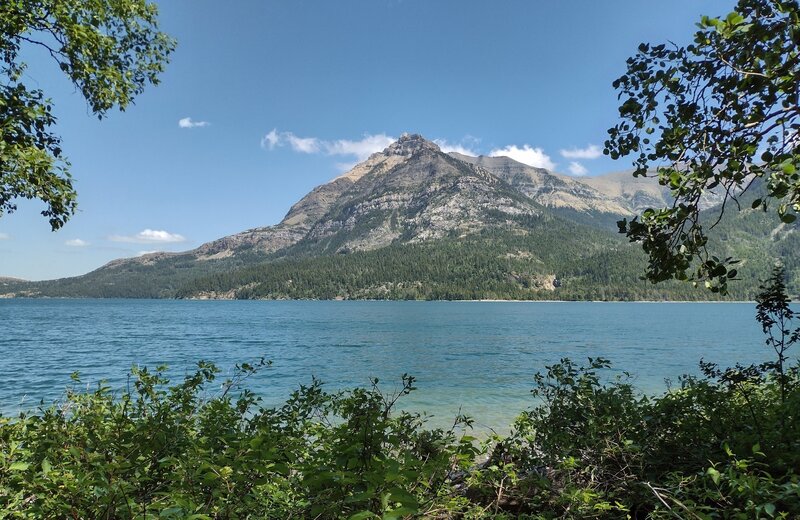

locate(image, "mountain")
[[0, 277, 26, 298], [449, 153, 634, 215], [3, 134, 796, 300]]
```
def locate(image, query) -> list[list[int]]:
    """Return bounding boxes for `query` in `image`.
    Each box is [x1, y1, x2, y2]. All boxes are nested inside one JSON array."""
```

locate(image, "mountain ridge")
[[123, 134, 669, 265], [3, 134, 795, 300]]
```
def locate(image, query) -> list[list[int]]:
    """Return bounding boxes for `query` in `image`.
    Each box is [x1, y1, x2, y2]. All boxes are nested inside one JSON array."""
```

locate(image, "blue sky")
[[0, 1, 735, 280]]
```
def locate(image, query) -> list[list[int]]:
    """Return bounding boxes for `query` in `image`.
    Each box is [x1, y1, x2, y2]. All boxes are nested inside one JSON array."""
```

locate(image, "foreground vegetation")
[[2, 270, 799, 519], [1, 352, 797, 519]]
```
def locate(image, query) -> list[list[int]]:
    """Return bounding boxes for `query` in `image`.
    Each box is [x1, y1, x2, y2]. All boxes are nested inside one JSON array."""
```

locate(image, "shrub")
[[0, 362, 478, 519]]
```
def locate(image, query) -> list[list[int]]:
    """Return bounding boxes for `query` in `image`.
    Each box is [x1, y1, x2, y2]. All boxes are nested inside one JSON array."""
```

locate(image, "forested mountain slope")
[[3, 135, 796, 300]]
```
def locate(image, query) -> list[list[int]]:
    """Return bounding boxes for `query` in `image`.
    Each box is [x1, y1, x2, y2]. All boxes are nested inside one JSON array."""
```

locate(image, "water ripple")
[[0, 299, 774, 429]]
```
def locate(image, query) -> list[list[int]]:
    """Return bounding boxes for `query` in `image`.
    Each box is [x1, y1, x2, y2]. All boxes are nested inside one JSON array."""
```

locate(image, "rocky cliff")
[[7, 133, 780, 300]]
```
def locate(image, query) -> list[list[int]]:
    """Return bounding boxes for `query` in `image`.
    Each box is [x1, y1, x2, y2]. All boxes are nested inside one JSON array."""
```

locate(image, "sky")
[[0, 0, 736, 281]]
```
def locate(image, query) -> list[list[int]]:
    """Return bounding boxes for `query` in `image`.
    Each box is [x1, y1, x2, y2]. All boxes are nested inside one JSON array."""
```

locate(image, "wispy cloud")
[[489, 144, 556, 170], [262, 131, 572, 173], [560, 144, 602, 160], [567, 161, 589, 176], [0, 233, 9, 240], [434, 137, 480, 156], [261, 129, 394, 163], [326, 134, 396, 161], [109, 229, 186, 244], [65, 238, 89, 247], [268, 130, 321, 154], [137, 250, 158, 257], [261, 129, 282, 149], [178, 117, 210, 129]]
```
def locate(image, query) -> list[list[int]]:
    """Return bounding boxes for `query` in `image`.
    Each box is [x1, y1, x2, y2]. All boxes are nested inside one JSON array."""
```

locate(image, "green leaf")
[[160, 506, 184, 517], [345, 491, 374, 503], [9, 462, 29, 471], [348, 512, 377, 520], [387, 488, 419, 509], [764, 503, 776, 517], [725, 12, 742, 24], [383, 507, 417, 520], [706, 467, 720, 485]]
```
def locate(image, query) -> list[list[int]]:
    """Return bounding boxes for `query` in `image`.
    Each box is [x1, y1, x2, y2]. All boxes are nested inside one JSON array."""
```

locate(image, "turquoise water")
[[0, 299, 775, 430]]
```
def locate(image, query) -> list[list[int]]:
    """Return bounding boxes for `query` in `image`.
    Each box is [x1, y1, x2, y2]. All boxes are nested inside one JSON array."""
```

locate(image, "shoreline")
[[2, 295, 758, 304]]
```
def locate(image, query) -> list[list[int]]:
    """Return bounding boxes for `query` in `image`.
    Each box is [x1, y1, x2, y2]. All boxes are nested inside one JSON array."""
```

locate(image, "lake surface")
[[0, 299, 777, 430]]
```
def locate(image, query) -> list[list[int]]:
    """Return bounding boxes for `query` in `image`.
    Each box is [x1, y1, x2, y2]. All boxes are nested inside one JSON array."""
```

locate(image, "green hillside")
[[4, 138, 797, 301], [177, 212, 797, 301]]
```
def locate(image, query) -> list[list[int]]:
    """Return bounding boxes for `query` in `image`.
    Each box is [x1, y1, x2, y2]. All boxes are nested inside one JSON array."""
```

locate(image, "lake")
[[0, 299, 774, 431]]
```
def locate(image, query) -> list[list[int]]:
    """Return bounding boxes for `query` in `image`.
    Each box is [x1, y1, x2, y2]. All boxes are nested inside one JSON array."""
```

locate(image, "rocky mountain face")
[[449, 153, 637, 215], [147, 133, 640, 262], [296, 140, 544, 253], [5, 133, 737, 299], [184, 134, 673, 259]]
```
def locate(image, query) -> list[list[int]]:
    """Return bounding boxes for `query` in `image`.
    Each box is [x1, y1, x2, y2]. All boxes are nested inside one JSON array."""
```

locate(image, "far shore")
[[2, 295, 758, 304]]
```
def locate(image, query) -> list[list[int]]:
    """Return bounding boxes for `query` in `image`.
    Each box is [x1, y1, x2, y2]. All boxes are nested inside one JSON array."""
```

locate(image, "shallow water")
[[0, 299, 773, 430]]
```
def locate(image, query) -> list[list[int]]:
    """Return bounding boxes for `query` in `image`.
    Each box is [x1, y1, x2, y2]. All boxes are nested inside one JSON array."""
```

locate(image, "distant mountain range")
[[3, 134, 796, 300]]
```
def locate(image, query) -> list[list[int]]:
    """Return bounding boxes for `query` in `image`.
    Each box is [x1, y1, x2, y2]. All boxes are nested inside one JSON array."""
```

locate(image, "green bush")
[[0, 362, 478, 519], [1, 358, 798, 518]]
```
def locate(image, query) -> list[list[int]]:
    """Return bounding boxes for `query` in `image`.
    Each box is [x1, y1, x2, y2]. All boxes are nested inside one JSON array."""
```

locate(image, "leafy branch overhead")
[[605, 0, 799, 293], [0, 0, 175, 229]]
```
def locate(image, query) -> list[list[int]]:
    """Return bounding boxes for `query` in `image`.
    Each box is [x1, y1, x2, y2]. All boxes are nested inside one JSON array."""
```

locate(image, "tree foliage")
[[756, 264, 800, 403], [605, 0, 800, 293], [0, 0, 174, 229]]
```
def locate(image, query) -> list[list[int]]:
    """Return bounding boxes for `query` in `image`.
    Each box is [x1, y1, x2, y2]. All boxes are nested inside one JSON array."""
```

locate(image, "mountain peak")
[[383, 133, 440, 156]]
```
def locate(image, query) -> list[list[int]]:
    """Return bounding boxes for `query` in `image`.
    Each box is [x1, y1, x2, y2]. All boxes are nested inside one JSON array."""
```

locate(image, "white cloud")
[[489, 144, 556, 170], [178, 117, 210, 129], [433, 138, 479, 156], [260, 129, 322, 154], [261, 129, 281, 148], [0, 233, 8, 240], [65, 238, 89, 247], [567, 161, 589, 176], [262, 129, 490, 166], [261, 129, 393, 162], [287, 134, 322, 154], [137, 250, 158, 257], [109, 229, 186, 244], [560, 144, 602, 160], [326, 134, 395, 161]]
